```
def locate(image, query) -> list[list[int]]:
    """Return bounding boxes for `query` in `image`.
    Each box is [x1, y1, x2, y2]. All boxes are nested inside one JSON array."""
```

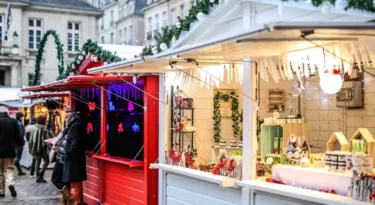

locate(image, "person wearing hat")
[[15, 112, 26, 176], [0, 106, 20, 198]]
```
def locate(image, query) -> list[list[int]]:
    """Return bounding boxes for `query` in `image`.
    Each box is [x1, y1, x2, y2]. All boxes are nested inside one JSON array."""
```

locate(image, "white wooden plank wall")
[[165, 173, 241, 205]]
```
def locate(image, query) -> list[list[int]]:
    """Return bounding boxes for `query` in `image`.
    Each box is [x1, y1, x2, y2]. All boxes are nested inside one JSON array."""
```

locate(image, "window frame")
[[171, 8, 177, 25], [180, 4, 185, 19], [28, 18, 43, 50], [67, 22, 80, 52]]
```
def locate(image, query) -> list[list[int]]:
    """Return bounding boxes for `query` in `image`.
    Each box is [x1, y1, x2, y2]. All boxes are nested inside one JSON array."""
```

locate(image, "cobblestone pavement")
[[0, 169, 60, 205]]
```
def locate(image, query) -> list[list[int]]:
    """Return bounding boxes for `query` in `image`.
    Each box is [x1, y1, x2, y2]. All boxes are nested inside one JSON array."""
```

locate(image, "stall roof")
[[21, 75, 138, 92], [22, 92, 70, 99], [87, 22, 375, 74]]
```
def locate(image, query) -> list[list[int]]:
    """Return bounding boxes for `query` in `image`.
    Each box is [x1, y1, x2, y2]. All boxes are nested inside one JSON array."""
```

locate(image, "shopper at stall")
[[51, 127, 75, 205], [25, 117, 37, 178], [15, 112, 26, 176], [63, 111, 87, 205], [29, 114, 50, 183], [0, 106, 20, 198]]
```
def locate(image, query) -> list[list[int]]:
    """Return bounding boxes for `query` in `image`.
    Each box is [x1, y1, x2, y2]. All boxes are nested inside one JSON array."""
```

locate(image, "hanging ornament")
[[304, 0, 312, 4], [77, 60, 81, 64], [88, 102, 96, 111], [197, 12, 206, 21], [133, 75, 137, 84], [335, 0, 347, 11], [93, 56, 98, 62], [176, 22, 181, 28], [210, 0, 215, 3], [117, 122, 124, 133], [128, 101, 134, 112], [132, 123, 140, 133], [86, 122, 93, 134], [160, 43, 168, 51], [278, 1, 284, 16], [320, 71, 343, 94], [321, 4, 331, 15], [82, 51, 86, 56], [78, 55, 84, 61], [72, 65, 76, 70], [152, 46, 158, 54]]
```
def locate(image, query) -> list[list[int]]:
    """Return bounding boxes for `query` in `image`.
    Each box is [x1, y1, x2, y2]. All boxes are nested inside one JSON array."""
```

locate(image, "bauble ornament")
[[335, 0, 347, 11], [160, 43, 168, 51], [76, 60, 81, 64], [197, 12, 206, 21], [78, 55, 84, 61], [152, 46, 158, 54], [72, 65, 76, 70], [210, 0, 215, 3], [176, 22, 181, 29]]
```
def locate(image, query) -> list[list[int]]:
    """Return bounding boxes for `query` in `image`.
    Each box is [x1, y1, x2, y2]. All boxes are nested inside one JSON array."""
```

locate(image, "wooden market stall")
[[22, 55, 159, 205], [88, 0, 375, 205]]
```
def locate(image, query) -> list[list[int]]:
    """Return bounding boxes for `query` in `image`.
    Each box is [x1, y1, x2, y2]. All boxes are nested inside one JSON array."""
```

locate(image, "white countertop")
[[237, 180, 372, 205], [150, 163, 238, 188]]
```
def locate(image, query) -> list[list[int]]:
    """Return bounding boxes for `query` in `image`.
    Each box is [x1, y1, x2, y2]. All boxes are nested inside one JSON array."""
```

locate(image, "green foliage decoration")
[[33, 29, 64, 85], [213, 91, 240, 142], [282, 0, 375, 12], [140, 0, 219, 56]]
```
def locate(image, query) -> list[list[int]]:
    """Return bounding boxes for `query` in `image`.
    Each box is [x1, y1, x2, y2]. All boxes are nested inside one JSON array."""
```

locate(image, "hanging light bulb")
[[197, 12, 206, 21], [320, 71, 343, 94], [160, 43, 168, 51], [133, 75, 137, 84], [278, 1, 285, 16]]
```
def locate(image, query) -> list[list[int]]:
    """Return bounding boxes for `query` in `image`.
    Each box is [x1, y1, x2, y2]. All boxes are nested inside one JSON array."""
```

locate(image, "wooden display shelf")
[[92, 154, 143, 168]]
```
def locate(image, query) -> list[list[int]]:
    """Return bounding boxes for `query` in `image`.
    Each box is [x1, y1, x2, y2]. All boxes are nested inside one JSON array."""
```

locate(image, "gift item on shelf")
[[256, 161, 266, 177], [211, 157, 243, 179], [352, 154, 373, 174], [349, 128, 375, 167], [220, 140, 226, 147], [230, 141, 237, 147], [239, 141, 243, 148], [327, 132, 349, 152], [349, 170, 375, 202], [183, 98, 194, 108]]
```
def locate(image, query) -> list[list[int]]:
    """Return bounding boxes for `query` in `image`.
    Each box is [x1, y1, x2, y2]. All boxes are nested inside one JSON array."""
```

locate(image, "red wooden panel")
[[84, 193, 100, 205], [105, 162, 144, 181], [87, 165, 100, 177], [104, 188, 144, 205], [105, 179, 144, 199], [83, 180, 100, 194], [83, 187, 100, 200], [86, 157, 100, 171], [105, 171, 144, 191], [86, 173, 100, 185]]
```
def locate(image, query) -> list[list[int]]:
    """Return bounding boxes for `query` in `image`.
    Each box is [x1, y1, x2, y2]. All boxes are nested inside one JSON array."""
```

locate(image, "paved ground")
[[0, 169, 60, 205]]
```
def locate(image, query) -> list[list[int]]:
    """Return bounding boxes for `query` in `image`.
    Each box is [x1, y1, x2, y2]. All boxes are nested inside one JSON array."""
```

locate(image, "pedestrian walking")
[[62, 112, 87, 205], [29, 114, 50, 183], [51, 127, 75, 205], [15, 112, 26, 176], [25, 117, 37, 178], [0, 106, 20, 198]]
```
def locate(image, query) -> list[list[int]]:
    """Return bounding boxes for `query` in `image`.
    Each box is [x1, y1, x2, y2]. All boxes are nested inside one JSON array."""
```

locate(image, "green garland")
[[282, 0, 375, 12], [33, 30, 64, 85], [140, 0, 219, 56], [64, 39, 125, 78], [213, 91, 240, 142]]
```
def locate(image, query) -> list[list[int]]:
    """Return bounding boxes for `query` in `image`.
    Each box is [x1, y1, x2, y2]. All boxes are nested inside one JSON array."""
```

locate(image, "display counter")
[[237, 180, 372, 205], [151, 163, 241, 205]]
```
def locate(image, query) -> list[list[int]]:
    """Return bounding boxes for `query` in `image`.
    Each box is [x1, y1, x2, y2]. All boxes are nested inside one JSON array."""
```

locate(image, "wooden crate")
[[327, 132, 349, 152]]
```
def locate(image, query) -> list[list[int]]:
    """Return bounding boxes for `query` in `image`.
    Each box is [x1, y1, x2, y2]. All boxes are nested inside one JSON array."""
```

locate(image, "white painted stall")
[[87, 0, 375, 204]]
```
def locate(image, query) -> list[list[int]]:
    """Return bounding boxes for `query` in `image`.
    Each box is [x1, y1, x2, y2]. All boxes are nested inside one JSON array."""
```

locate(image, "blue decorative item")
[[132, 123, 140, 133], [108, 101, 115, 111]]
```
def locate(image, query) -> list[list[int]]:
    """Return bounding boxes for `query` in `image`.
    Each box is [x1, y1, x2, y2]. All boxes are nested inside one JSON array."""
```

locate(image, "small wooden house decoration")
[[349, 128, 375, 166], [327, 132, 349, 152]]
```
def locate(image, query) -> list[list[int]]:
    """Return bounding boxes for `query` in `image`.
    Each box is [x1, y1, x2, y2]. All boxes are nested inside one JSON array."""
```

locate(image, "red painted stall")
[[21, 55, 159, 205]]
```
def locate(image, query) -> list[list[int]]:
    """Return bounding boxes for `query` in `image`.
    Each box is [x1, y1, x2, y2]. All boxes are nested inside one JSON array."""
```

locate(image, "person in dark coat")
[[51, 127, 75, 205], [0, 106, 20, 198], [63, 112, 87, 205], [15, 112, 26, 176]]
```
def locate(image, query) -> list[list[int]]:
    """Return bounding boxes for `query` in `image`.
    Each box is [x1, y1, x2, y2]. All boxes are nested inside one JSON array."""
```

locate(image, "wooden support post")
[[144, 75, 159, 205], [100, 86, 107, 203]]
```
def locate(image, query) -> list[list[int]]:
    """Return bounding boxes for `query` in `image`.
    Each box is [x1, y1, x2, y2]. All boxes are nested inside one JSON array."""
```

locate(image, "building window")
[[110, 10, 114, 27], [119, 30, 122, 44], [180, 5, 185, 19], [171, 8, 177, 25], [101, 36, 104, 44], [110, 33, 114, 44], [191, 0, 195, 7], [67, 22, 80, 52], [101, 17, 104, 30], [162, 11, 167, 27], [147, 17, 152, 40], [129, 25, 133, 45], [155, 14, 160, 33], [0, 16, 3, 43], [28, 19, 42, 49], [124, 27, 127, 44], [28, 73, 42, 86]]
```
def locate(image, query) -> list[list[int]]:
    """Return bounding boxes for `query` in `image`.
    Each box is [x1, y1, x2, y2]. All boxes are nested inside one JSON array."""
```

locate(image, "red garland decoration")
[[88, 102, 96, 111], [266, 178, 285, 184], [227, 159, 235, 174], [333, 68, 341, 75], [117, 122, 124, 133], [86, 122, 93, 133], [211, 159, 228, 175], [168, 149, 182, 164], [184, 153, 196, 169]]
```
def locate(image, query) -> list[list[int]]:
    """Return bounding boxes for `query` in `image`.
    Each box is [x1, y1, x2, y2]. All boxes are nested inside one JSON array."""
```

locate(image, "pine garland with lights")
[[281, 0, 375, 12], [64, 39, 125, 77], [213, 91, 240, 142], [140, 0, 219, 56], [33, 29, 64, 85]]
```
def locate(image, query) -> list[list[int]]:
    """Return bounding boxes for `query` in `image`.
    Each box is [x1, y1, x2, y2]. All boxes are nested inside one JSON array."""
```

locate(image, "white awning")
[[88, 22, 375, 74]]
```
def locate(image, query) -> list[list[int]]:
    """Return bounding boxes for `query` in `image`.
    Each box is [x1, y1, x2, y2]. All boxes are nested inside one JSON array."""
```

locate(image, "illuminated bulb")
[[320, 73, 343, 94], [160, 43, 168, 51], [197, 12, 206, 21], [278, 1, 284, 16], [133, 75, 137, 84], [175, 22, 181, 29], [321, 4, 331, 15], [78, 55, 84, 61]]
